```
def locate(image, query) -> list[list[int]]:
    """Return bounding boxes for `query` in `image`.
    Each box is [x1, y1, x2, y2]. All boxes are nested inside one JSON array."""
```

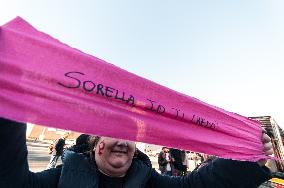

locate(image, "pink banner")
[[0, 17, 266, 161]]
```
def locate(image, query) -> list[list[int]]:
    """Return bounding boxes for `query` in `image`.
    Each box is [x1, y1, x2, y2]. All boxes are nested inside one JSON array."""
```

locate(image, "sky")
[[0, 0, 283, 129]]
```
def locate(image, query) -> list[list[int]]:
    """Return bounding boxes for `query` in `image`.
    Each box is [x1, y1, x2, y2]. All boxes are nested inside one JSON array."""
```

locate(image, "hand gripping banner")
[[0, 17, 266, 161]]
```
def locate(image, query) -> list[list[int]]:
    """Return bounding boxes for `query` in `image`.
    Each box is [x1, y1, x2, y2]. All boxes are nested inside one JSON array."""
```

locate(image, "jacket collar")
[[60, 150, 152, 188]]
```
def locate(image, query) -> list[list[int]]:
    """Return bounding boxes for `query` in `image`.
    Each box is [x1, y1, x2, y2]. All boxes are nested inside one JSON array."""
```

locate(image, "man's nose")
[[117, 140, 128, 147]]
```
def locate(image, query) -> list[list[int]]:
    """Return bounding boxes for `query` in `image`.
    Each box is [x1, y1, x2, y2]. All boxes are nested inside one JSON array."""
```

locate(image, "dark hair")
[[68, 134, 91, 154], [76, 134, 91, 145]]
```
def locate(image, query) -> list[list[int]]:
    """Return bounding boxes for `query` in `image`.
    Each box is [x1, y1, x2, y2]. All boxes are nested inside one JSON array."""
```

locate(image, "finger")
[[264, 148, 274, 156], [262, 133, 271, 143], [263, 142, 272, 151], [261, 128, 267, 134], [263, 141, 273, 155]]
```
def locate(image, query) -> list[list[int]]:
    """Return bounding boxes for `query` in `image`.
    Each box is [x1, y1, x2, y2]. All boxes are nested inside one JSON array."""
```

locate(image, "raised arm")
[[0, 118, 30, 187], [148, 132, 272, 188], [0, 118, 60, 188]]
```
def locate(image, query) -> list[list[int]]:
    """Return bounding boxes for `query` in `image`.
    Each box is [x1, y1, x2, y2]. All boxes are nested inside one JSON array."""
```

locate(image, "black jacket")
[[0, 118, 271, 188]]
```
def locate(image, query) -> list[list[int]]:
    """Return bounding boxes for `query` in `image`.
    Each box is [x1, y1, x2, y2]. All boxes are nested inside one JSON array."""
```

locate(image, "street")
[[27, 141, 62, 172]]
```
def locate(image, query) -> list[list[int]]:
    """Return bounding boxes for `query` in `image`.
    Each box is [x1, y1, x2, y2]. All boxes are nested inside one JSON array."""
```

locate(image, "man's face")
[[163, 147, 169, 152], [94, 137, 136, 177], [63, 132, 69, 139]]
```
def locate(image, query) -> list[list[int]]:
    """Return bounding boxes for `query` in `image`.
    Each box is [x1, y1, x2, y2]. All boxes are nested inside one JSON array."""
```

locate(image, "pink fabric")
[[0, 17, 266, 161]]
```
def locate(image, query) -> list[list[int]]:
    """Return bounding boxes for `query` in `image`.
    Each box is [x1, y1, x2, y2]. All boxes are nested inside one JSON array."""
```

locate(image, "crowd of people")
[[0, 117, 274, 187], [47, 132, 213, 176], [158, 147, 218, 176]]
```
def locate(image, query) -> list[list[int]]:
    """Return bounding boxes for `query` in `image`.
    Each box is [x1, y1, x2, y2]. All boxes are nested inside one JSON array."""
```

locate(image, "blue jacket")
[[0, 118, 271, 188]]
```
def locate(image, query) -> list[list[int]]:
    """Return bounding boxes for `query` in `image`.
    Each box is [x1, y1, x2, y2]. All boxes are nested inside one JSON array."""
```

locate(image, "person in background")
[[181, 150, 188, 175], [195, 155, 218, 171], [158, 147, 172, 175], [46, 131, 69, 169], [169, 148, 187, 176], [0, 118, 273, 188], [67, 134, 91, 154]]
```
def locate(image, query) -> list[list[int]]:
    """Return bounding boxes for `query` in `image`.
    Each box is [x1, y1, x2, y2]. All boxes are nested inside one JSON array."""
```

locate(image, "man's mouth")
[[111, 149, 128, 154]]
